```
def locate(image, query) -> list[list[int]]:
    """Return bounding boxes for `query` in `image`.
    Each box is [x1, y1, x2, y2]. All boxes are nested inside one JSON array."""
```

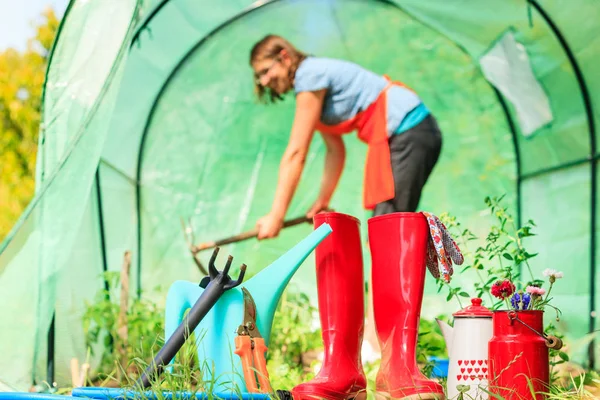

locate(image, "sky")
[[0, 0, 69, 51]]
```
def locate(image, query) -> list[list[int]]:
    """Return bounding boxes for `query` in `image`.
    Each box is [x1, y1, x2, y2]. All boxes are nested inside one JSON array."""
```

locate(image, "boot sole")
[[374, 391, 445, 400]]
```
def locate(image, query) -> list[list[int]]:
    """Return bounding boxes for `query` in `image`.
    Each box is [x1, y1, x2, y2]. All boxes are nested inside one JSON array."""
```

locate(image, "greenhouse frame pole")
[[46, 314, 55, 387], [37, 0, 76, 388], [529, 0, 597, 370], [95, 168, 111, 293], [36, 0, 142, 386], [522, 154, 600, 180]]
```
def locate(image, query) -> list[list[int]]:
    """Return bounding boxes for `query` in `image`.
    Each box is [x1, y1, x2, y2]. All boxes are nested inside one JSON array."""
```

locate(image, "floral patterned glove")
[[422, 212, 464, 283]]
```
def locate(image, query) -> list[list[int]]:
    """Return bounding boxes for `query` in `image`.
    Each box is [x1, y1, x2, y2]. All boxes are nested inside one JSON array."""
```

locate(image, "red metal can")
[[488, 310, 549, 399]]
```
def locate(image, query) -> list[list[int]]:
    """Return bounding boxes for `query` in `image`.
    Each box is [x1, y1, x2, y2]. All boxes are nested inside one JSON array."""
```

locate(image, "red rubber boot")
[[292, 212, 367, 400], [368, 213, 444, 400]]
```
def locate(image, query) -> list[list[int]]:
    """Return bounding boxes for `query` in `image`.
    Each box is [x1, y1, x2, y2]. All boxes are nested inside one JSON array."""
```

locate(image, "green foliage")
[[266, 287, 322, 389], [546, 323, 569, 385], [0, 8, 59, 240], [79, 195, 596, 397], [437, 195, 540, 310], [82, 271, 165, 381], [82, 281, 323, 390], [80, 264, 308, 388], [434, 195, 594, 390], [563, 370, 600, 393], [417, 315, 449, 366], [439, 196, 564, 324]]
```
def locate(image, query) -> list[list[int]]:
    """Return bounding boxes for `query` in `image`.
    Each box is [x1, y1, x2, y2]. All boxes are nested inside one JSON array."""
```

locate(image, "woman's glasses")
[[254, 57, 281, 85]]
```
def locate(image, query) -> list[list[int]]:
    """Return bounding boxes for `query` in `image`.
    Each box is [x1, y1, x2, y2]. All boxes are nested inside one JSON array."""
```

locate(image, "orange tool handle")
[[251, 337, 272, 393], [234, 336, 259, 393]]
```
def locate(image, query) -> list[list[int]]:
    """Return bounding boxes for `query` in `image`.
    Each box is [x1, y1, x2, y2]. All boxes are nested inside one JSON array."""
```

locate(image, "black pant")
[[372, 114, 442, 216]]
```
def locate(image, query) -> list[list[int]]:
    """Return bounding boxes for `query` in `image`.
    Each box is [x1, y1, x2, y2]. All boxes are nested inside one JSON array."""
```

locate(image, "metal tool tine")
[[226, 264, 246, 289], [208, 247, 220, 278], [223, 255, 233, 276]]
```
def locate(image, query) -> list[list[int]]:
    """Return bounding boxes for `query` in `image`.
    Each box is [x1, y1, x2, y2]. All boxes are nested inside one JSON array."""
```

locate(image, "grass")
[[74, 275, 598, 400], [72, 320, 598, 400], [64, 336, 599, 400]]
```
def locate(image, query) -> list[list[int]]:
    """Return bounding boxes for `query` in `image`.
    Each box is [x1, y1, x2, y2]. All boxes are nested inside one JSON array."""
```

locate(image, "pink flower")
[[526, 286, 546, 296]]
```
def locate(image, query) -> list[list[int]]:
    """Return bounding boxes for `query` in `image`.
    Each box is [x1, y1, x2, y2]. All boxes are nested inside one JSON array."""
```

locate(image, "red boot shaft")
[[292, 212, 367, 400], [368, 212, 444, 400]]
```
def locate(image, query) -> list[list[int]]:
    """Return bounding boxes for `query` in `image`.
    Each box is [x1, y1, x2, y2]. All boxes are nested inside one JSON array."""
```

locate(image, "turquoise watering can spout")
[[243, 222, 332, 343], [163, 222, 331, 394]]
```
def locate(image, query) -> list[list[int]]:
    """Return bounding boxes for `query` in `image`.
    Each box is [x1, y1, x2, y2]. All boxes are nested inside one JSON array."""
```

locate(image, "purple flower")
[[511, 292, 531, 310]]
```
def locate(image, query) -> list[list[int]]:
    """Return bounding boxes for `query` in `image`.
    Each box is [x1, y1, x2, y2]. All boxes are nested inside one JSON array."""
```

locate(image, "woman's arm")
[[306, 133, 346, 218], [256, 89, 326, 239]]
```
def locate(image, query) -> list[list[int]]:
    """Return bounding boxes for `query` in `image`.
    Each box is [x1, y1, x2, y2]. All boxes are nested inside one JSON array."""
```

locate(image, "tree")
[[0, 8, 59, 240]]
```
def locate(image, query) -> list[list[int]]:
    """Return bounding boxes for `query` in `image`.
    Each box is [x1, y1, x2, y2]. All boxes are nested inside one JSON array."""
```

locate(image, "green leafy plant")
[[82, 271, 165, 382], [79, 196, 597, 398], [546, 322, 570, 385], [437, 195, 539, 311], [267, 286, 322, 389], [417, 315, 450, 378], [434, 195, 590, 390], [438, 195, 565, 320], [82, 272, 322, 391]]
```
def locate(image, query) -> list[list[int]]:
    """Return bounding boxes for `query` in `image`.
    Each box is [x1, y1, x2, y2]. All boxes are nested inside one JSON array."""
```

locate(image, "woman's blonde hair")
[[250, 34, 307, 103]]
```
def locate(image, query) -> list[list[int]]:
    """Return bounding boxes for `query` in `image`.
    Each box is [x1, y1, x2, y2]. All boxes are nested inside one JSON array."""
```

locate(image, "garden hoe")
[[181, 215, 314, 275]]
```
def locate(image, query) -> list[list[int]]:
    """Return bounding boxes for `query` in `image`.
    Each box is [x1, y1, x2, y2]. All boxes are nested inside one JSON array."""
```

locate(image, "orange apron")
[[315, 76, 411, 210]]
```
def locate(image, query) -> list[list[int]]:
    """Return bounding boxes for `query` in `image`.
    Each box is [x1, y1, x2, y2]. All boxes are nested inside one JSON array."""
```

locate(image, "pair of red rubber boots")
[[291, 212, 444, 400]]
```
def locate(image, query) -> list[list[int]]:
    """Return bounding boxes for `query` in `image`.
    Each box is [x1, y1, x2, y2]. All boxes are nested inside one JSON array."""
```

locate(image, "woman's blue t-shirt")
[[294, 57, 429, 135]]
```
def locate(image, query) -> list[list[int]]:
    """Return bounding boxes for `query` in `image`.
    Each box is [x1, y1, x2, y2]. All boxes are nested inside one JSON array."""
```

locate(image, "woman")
[[250, 35, 446, 399], [251, 34, 442, 239]]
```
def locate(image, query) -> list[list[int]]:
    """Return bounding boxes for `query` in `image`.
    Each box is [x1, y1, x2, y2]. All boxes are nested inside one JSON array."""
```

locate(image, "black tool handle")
[[137, 281, 224, 388], [137, 249, 245, 388]]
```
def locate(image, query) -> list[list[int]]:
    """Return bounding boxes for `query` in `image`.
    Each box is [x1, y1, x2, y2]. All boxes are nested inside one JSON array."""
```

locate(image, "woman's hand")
[[306, 198, 329, 219], [256, 213, 284, 240]]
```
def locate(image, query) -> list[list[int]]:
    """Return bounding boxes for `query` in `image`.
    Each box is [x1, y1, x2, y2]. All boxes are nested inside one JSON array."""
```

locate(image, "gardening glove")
[[422, 212, 464, 283]]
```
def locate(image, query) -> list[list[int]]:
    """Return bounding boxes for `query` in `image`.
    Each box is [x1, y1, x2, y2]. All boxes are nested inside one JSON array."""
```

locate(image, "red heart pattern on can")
[[455, 362, 488, 381], [457, 360, 487, 368]]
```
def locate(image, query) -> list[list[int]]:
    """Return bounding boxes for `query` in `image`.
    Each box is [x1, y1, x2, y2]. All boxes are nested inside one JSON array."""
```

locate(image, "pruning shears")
[[234, 287, 272, 393]]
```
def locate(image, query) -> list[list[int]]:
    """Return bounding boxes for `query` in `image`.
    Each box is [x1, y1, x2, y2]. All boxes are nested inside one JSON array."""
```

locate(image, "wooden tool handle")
[[194, 215, 312, 252]]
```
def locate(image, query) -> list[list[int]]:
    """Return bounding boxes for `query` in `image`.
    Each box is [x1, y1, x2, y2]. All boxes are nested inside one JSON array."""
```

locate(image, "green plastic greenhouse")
[[0, 0, 598, 390]]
